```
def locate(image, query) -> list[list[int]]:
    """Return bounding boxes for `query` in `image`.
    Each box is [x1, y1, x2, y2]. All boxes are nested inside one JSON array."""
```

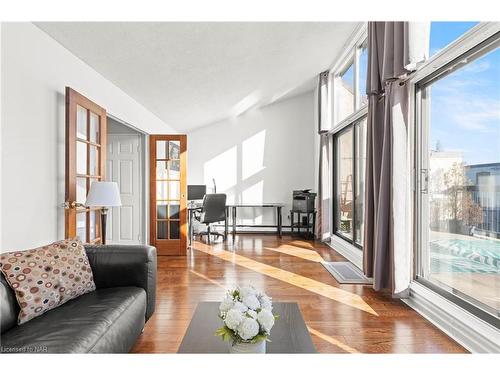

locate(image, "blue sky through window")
[[429, 22, 500, 166]]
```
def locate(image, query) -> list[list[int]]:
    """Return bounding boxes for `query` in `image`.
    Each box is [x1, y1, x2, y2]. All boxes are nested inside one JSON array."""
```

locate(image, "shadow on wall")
[[188, 91, 315, 226]]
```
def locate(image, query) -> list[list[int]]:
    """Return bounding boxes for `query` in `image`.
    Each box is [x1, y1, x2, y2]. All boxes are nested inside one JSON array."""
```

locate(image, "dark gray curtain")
[[363, 22, 412, 295]]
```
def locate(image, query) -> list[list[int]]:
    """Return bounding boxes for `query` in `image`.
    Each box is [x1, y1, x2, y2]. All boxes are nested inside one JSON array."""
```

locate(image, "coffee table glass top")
[[177, 302, 316, 353]]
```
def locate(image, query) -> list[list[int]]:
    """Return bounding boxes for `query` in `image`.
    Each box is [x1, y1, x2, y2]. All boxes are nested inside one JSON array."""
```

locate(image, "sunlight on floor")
[[195, 244, 378, 316], [264, 245, 325, 263], [190, 269, 226, 289], [307, 326, 359, 353]]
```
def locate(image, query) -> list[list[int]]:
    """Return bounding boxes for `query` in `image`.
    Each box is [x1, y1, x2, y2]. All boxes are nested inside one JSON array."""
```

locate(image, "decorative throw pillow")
[[0, 239, 96, 324]]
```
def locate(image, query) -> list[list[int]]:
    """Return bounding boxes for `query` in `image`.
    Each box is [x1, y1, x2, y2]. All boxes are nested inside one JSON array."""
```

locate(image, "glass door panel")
[[89, 112, 100, 143], [335, 127, 354, 240], [76, 141, 87, 175], [76, 105, 87, 140], [418, 47, 500, 318]]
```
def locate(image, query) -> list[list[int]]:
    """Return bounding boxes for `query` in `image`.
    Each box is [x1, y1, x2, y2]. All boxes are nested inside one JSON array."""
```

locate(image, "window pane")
[[169, 141, 180, 159], [169, 160, 180, 180], [169, 203, 180, 220], [76, 177, 87, 204], [336, 127, 354, 239], [430, 22, 479, 56], [169, 181, 180, 200], [157, 203, 167, 220], [423, 47, 500, 316], [358, 44, 368, 108], [169, 221, 180, 239], [338, 63, 355, 123], [156, 141, 168, 159], [89, 112, 99, 144], [355, 119, 367, 245], [156, 140, 168, 159], [76, 105, 87, 140], [89, 145, 99, 176], [156, 181, 168, 200], [76, 212, 86, 242], [89, 210, 97, 241], [77, 141, 87, 175], [157, 222, 168, 240], [156, 161, 168, 180]]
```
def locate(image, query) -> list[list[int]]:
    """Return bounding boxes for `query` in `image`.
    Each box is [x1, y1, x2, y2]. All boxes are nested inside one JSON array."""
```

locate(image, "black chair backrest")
[[200, 194, 227, 224]]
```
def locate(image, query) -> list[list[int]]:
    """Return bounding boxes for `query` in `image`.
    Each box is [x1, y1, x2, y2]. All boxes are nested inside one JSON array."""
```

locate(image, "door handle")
[[421, 169, 429, 194], [62, 201, 86, 209]]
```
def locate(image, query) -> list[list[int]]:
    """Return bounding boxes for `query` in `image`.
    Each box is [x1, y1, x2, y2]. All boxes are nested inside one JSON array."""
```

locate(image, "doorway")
[[150, 135, 188, 255], [106, 116, 148, 245]]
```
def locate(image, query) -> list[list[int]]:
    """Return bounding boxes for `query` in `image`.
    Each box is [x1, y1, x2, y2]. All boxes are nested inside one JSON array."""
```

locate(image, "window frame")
[[411, 22, 500, 325], [327, 24, 369, 250]]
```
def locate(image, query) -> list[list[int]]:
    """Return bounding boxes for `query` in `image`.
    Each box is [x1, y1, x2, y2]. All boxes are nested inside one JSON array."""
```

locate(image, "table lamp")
[[85, 181, 122, 245]]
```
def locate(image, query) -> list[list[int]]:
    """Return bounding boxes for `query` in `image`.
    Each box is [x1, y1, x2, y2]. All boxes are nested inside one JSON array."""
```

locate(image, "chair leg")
[[207, 225, 211, 245]]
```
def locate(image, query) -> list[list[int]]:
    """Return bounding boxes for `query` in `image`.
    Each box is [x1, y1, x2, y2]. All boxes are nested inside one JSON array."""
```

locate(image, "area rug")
[[321, 261, 373, 284]]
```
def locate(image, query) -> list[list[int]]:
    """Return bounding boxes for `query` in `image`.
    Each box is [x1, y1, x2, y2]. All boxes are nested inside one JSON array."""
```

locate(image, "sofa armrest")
[[84, 244, 157, 322]]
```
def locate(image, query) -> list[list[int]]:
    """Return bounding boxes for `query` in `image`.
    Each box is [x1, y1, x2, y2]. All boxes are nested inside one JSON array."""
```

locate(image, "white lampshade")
[[85, 182, 122, 207]]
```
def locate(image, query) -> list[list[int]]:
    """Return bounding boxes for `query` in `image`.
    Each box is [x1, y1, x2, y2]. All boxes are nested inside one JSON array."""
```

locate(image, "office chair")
[[195, 193, 227, 244]]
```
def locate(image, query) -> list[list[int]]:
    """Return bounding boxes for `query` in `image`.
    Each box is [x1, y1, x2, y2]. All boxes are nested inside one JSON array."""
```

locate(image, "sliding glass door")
[[417, 37, 500, 322], [333, 118, 367, 247]]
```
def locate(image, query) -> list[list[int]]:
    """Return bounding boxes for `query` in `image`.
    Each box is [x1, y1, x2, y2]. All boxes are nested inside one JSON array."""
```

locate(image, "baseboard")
[[404, 282, 500, 353], [327, 235, 363, 269]]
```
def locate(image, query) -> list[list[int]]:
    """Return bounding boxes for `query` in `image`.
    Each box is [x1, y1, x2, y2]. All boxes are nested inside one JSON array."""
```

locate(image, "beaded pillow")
[[0, 239, 96, 324]]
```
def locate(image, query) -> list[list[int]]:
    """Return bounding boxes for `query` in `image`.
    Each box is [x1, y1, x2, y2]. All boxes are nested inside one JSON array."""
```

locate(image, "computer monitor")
[[187, 185, 206, 201]]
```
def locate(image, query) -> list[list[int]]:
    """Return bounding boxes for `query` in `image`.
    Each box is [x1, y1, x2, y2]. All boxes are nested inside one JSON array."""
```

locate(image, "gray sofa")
[[0, 244, 156, 353]]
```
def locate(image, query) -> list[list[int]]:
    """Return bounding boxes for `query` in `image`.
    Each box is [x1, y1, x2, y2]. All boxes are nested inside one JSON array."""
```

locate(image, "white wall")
[[1, 23, 175, 251], [187, 91, 316, 228]]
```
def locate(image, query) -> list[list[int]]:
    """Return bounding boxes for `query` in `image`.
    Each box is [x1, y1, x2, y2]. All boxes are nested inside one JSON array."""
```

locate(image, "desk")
[[226, 203, 283, 238], [188, 203, 283, 246]]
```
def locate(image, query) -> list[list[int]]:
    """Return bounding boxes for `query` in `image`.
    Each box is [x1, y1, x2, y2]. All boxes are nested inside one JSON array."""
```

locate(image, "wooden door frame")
[[149, 134, 187, 255], [65, 87, 107, 242]]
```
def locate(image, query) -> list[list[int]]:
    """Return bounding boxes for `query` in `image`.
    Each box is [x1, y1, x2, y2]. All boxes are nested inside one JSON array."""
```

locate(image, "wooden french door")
[[150, 135, 187, 255], [65, 87, 107, 244]]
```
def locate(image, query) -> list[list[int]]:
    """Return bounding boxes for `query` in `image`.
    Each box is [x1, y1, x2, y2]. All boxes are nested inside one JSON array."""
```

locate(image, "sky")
[[429, 22, 500, 166]]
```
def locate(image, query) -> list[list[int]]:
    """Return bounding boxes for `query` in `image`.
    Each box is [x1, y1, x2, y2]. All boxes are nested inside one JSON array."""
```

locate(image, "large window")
[[416, 23, 500, 323], [331, 30, 368, 250]]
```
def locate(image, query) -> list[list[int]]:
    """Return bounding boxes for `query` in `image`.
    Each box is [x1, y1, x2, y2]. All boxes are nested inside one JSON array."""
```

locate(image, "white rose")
[[224, 309, 244, 330], [233, 301, 248, 313], [242, 294, 261, 310], [257, 309, 275, 333], [237, 317, 260, 340], [259, 294, 272, 310], [219, 296, 235, 314], [239, 286, 257, 299], [246, 310, 257, 319]]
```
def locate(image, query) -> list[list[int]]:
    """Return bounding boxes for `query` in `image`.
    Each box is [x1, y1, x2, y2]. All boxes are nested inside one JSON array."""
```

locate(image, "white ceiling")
[[36, 22, 358, 132]]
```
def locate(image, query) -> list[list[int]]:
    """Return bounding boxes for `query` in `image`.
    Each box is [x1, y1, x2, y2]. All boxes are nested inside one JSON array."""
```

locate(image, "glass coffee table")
[[177, 302, 316, 353]]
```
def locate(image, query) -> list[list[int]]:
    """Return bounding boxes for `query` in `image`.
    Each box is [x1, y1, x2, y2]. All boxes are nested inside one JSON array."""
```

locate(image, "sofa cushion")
[[0, 239, 96, 324], [0, 287, 146, 353], [1, 274, 19, 333]]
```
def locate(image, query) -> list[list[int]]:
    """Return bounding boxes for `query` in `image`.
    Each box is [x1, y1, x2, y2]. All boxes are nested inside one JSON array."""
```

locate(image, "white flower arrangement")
[[216, 285, 279, 344]]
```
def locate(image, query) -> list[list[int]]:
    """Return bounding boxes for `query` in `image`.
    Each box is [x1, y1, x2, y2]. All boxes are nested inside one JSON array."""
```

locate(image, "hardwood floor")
[[131, 234, 467, 353]]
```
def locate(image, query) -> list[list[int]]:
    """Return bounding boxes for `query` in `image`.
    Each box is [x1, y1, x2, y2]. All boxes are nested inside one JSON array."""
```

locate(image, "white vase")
[[228, 340, 266, 354]]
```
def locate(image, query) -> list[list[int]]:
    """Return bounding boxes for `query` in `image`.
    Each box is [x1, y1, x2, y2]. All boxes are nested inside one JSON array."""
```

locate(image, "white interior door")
[[106, 134, 142, 244]]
